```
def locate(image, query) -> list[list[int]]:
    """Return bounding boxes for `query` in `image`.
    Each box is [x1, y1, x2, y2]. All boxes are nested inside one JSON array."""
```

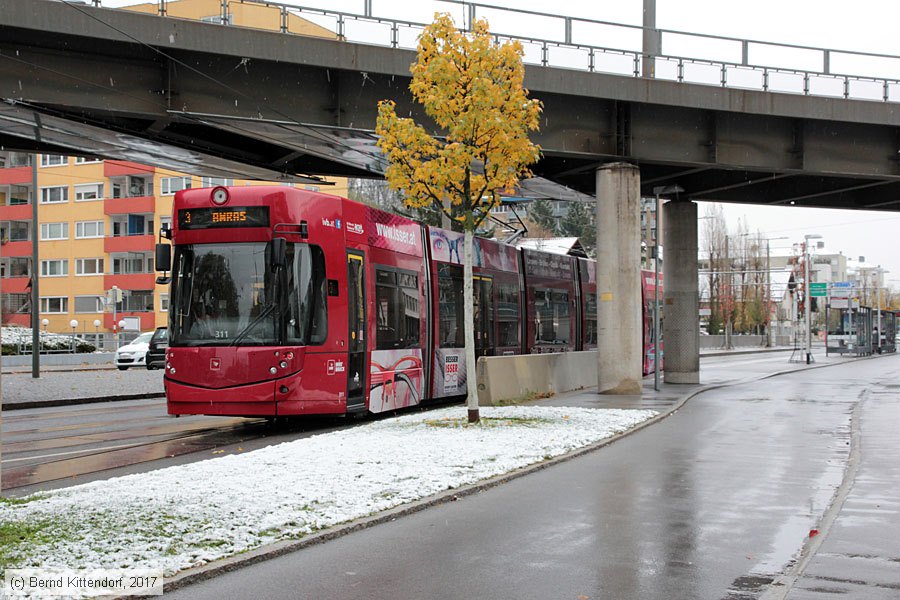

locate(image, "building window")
[[160, 215, 172, 234], [41, 259, 68, 277], [118, 290, 153, 312], [160, 293, 169, 312], [201, 177, 234, 188], [76, 258, 104, 276], [40, 154, 66, 167], [74, 183, 104, 202], [1, 257, 31, 278], [75, 295, 104, 313], [40, 222, 69, 241], [374, 267, 420, 350], [74, 156, 101, 164], [2, 293, 31, 314], [111, 215, 153, 237], [200, 13, 233, 24], [40, 186, 68, 204], [40, 296, 68, 313], [112, 254, 152, 274], [8, 185, 31, 205], [161, 176, 192, 195], [1, 221, 30, 242], [75, 220, 105, 239]]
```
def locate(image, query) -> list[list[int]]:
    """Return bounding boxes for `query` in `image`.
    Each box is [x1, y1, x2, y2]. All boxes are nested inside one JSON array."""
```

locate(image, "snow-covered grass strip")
[[0, 406, 655, 588]]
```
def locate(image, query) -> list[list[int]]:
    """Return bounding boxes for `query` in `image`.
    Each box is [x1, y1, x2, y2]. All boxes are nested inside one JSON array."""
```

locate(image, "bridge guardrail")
[[98, 0, 900, 103]]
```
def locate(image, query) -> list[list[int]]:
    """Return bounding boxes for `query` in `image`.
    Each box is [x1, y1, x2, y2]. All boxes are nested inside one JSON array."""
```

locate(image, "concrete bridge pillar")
[[596, 162, 642, 394], [662, 200, 700, 383]]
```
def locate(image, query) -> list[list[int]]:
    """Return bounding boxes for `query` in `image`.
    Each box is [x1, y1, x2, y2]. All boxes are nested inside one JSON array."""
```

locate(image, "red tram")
[[156, 186, 661, 417]]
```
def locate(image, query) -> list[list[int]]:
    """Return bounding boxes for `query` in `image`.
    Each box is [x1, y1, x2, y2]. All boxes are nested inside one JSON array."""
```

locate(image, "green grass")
[[0, 518, 59, 576]]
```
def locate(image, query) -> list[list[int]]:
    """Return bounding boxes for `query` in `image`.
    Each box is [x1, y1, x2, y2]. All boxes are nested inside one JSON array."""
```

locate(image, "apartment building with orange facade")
[[0, 154, 345, 345], [0, 0, 348, 346]]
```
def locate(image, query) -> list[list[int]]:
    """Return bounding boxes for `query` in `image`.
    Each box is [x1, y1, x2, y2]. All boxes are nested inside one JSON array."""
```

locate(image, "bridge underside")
[[3, 0, 900, 209]]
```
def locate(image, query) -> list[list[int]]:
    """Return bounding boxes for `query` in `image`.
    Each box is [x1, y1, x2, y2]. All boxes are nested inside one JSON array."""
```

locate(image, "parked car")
[[115, 331, 154, 370], [146, 327, 168, 370]]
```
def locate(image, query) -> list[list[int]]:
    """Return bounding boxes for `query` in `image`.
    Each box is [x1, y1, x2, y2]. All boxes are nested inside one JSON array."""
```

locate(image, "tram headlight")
[[280, 361, 288, 369], [270, 367, 278, 375]]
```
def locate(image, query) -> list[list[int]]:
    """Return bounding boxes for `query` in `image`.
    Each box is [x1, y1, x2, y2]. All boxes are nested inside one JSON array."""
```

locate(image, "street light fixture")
[[651, 184, 684, 391], [803, 234, 823, 364]]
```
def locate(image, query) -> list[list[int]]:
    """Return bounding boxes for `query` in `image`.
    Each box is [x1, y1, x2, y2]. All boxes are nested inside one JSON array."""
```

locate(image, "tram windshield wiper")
[[230, 302, 278, 346]]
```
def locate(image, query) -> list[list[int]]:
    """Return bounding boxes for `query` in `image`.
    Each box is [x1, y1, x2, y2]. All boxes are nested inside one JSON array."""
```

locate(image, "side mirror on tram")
[[155, 243, 171, 272], [271, 237, 286, 268], [155, 243, 172, 285]]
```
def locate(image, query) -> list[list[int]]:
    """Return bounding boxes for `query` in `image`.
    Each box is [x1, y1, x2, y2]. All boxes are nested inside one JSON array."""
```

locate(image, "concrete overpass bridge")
[[3, 0, 900, 390]]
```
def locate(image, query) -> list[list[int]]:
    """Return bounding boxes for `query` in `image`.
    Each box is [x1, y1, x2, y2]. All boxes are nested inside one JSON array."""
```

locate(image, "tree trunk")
[[463, 228, 480, 423]]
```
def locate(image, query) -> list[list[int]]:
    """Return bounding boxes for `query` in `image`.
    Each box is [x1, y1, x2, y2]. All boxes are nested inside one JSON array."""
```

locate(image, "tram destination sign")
[[178, 206, 270, 230]]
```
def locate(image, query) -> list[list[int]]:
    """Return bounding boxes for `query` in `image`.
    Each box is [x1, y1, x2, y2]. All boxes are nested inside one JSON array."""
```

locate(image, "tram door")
[[474, 275, 494, 357], [346, 251, 367, 412]]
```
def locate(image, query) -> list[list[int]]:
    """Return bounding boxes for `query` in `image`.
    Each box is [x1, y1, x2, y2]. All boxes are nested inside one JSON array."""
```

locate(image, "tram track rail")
[[1, 396, 462, 494]]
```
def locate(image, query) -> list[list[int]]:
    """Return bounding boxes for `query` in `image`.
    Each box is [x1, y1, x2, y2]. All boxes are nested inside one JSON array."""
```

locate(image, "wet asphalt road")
[[166, 355, 900, 600]]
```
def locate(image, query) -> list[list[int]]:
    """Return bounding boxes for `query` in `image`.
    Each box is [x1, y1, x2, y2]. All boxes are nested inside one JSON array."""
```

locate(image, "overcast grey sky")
[[97, 0, 900, 281]]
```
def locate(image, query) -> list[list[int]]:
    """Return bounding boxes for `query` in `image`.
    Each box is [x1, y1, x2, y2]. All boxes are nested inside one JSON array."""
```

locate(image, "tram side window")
[[584, 293, 597, 345], [533, 288, 571, 345], [497, 282, 520, 347], [438, 264, 464, 347], [286, 243, 328, 346], [375, 267, 420, 349]]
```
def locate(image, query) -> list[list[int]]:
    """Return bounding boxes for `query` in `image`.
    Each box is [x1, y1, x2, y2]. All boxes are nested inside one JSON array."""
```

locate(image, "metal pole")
[[876, 268, 882, 352], [642, 0, 658, 78], [805, 242, 811, 364], [31, 154, 40, 379], [654, 191, 660, 391], [766, 240, 772, 347]]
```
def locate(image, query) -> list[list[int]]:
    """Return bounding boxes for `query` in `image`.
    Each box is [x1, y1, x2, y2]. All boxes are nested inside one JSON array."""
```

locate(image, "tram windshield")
[[170, 241, 327, 347]]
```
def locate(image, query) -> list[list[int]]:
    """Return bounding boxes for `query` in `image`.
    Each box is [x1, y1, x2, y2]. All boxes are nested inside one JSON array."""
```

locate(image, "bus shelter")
[[875, 310, 897, 354], [825, 304, 873, 356]]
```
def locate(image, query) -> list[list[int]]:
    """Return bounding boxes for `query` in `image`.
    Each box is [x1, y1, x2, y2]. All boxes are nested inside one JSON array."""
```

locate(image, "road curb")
[[3, 392, 165, 411]]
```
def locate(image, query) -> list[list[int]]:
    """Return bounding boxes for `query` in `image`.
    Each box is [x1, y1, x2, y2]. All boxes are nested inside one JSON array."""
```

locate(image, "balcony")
[[1, 240, 32, 257], [0, 203, 33, 221], [104, 234, 154, 254], [104, 272, 157, 290], [104, 161, 154, 178], [104, 195, 156, 215], [103, 312, 155, 331], [1, 276, 31, 294], [5, 313, 31, 327], [0, 167, 30, 186]]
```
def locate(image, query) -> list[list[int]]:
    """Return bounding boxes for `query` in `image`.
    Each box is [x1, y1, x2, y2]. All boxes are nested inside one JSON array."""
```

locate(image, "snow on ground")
[[0, 405, 655, 589]]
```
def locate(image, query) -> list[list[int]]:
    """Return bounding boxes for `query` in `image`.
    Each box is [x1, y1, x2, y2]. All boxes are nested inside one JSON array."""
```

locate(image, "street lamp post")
[[652, 184, 683, 391], [873, 266, 889, 352], [804, 234, 822, 364], [69, 319, 78, 353]]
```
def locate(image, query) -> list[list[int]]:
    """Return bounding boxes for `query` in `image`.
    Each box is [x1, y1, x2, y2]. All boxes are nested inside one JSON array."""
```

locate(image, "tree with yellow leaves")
[[376, 14, 541, 423]]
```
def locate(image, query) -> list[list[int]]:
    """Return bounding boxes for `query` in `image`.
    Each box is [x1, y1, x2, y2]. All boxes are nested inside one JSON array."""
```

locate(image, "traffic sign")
[[810, 283, 828, 297], [831, 281, 855, 298]]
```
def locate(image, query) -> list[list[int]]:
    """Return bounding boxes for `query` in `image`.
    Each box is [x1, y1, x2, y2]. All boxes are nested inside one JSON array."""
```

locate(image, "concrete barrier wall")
[[476, 351, 597, 406]]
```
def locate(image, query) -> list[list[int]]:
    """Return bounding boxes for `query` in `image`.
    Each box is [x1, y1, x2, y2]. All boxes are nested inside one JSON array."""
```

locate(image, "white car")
[[115, 331, 154, 370]]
